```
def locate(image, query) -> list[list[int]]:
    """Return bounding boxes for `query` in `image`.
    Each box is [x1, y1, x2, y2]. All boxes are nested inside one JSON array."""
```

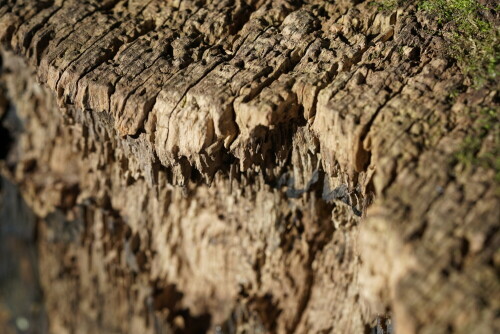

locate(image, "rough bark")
[[0, 0, 498, 333]]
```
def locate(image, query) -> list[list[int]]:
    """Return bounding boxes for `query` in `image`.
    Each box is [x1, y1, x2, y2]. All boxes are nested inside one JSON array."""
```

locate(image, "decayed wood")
[[0, 0, 498, 333]]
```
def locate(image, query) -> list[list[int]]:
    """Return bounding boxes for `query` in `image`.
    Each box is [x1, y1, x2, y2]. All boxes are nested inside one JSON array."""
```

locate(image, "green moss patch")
[[454, 108, 500, 185], [419, 0, 499, 86], [370, 1, 499, 86]]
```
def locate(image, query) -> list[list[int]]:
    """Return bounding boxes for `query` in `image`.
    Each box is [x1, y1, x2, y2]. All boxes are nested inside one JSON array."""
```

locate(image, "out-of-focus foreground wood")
[[0, 0, 498, 333]]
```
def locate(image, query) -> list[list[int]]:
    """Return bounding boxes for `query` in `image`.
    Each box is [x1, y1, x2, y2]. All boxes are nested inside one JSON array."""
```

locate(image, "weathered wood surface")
[[0, 0, 498, 333]]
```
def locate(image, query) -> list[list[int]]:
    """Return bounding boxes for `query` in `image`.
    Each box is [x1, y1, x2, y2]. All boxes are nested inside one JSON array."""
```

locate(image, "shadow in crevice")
[[0, 176, 48, 334], [150, 283, 212, 334], [0, 114, 13, 160]]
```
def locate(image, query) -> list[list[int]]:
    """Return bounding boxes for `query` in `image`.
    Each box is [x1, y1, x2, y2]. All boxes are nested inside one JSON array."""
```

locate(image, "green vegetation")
[[411, 1, 499, 182], [369, 0, 400, 12], [419, 0, 499, 86], [454, 108, 500, 184], [369, 1, 499, 184], [370, 0, 499, 86]]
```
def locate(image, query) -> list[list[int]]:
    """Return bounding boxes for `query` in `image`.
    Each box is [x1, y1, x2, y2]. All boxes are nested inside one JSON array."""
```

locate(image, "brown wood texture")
[[0, 0, 498, 333]]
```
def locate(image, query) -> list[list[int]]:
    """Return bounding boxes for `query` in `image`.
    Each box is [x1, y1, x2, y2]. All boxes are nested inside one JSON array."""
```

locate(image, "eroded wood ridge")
[[0, 0, 498, 333], [0, 0, 402, 176]]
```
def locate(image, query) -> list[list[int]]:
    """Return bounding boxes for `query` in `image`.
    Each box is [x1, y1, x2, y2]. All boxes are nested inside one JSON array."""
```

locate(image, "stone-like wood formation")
[[0, 0, 498, 333]]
